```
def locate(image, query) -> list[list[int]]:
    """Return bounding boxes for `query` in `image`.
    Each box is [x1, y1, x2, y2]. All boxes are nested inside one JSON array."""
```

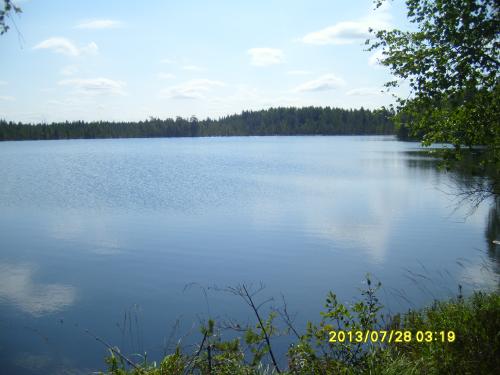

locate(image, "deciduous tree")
[[368, 0, 499, 165]]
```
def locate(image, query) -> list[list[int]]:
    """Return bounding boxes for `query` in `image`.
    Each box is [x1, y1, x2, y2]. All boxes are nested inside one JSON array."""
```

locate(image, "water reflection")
[[485, 197, 500, 282], [405, 151, 500, 288], [304, 190, 396, 264], [0, 262, 76, 316], [0, 137, 498, 374], [45, 212, 124, 255]]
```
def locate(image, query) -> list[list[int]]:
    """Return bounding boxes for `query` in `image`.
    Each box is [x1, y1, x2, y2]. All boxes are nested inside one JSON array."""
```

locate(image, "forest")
[[0, 106, 395, 141]]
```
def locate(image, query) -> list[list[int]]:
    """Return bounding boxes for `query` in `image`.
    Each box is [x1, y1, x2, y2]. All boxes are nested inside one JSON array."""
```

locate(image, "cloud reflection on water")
[[0, 263, 76, 317]]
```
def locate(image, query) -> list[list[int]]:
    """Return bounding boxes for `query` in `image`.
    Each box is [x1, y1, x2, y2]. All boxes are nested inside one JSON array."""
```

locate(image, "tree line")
[[0, 106, 396, 141]]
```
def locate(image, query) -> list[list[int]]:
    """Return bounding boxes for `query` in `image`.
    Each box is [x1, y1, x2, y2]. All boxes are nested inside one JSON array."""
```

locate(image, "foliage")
[[0, 106, 395, 140], [290, 276, 383, 372], [389, 291, 500, 374], [0, 0, 21, 35], [367, 0, 500, 166], [100, 278, 500, 374]]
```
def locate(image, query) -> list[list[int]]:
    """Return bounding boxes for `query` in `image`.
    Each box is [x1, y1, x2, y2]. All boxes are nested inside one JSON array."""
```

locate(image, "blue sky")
[[0, 0, 410, 122]]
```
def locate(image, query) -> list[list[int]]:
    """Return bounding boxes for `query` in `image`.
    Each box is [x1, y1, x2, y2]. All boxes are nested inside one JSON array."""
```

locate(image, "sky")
[[0, 0, 411, 123]]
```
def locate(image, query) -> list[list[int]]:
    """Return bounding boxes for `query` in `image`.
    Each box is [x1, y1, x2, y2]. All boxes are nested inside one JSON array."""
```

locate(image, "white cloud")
[[347, 87, 382, 96], [76, 19, 122, 29], [0, 80, 7, 85], [301, 22, 372, 45], [286, 70, 312, 76], [60, 65, 79, 76], [160, 58, 174, 64], [160, 79, 225, 99], [182, 64, 204, 71], [33, 37, 98, 57], [34, 37, 79, 56], [0, 95, 15, 101], [300, 5, 391, 45], [247, 48, 284, 66], [368, 49, 386, 66], [81, 41, 99, 55], [46, 97, 82, 106], [158, 72, 176, 80], [293, 74, 346, 92], [58, 78, 126, 96]]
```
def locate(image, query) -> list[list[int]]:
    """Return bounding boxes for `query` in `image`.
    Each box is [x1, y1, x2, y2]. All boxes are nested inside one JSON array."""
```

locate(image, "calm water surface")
[[0, 136, 498, 373]]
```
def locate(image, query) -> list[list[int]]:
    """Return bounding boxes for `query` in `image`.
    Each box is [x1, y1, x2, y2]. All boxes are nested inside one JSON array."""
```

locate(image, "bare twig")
[[163, 316, 182, 356], [184, 282, 212, 317], [85, 329, 143, 372], [226, 283, 281, 373], [273, 294, 301, 340], [219, 317, 250, 332], [439, 175, 495, 218], [183, 330, 208, 375], [207, 343, 212, 375]]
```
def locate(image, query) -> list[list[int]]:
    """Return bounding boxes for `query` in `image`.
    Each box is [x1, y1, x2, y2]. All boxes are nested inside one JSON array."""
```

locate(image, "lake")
[[0, 136, 498, 374]]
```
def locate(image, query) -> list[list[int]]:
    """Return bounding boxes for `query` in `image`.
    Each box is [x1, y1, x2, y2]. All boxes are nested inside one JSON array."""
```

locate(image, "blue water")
[[0, 136, 497, 373]]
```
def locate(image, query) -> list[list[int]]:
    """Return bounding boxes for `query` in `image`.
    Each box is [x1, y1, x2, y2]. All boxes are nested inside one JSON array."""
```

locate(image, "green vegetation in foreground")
[[0, 106, 395, 141], [99, 280, 500, 375]]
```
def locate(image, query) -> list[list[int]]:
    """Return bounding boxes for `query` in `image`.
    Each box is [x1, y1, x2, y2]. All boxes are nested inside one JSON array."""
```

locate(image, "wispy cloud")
[[158, 72, 176, 80], [0, 80, 7, 85], [0, 95, 15, 101], [346, 87, 382, 96], [293, 74, 345, 92], [160, 79, 225, 99], [300, 4, 391, 45], [76, 19, 122, 29], [58, 78, 126, 96], [60, 65, 79, 76], [33, 37, 98, 57], [300, 22, 373, 45], [46, 97, 84, 106], [286, 70, 312, 76], [159, 59, 204, 72], [247, 48, 284, 66], [182, 64, 204, 72]]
